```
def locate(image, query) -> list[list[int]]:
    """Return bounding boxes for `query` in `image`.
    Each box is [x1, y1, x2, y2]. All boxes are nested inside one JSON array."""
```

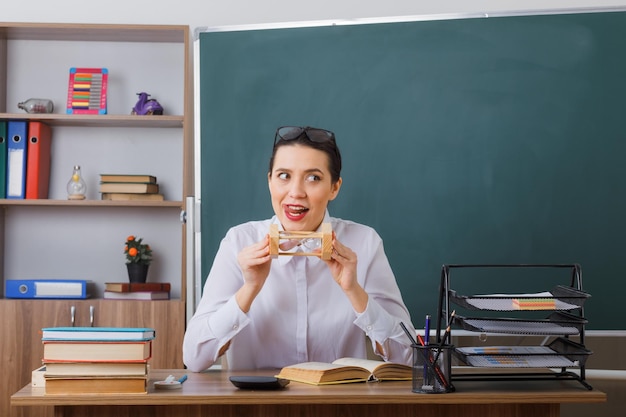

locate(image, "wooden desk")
[[11, 369, 606, 417]]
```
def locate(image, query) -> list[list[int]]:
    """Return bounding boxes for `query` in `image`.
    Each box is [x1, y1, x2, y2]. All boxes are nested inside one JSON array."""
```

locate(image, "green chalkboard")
[[197, 10, 626, 330]]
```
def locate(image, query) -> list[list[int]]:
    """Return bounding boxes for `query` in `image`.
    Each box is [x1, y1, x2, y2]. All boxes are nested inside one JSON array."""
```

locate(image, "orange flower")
[[124, 235, 152, 265]]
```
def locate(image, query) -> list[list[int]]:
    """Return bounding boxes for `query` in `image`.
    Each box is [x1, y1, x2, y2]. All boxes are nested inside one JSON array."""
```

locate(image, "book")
[[101, 192, 164, 201], [100, 174, 157, 183], [42, 326, 155, 341], [31, 365, 46, 387], [99, 182, 159, 194], [104, 290, 169, 300], [44, 376, 147, 395], [275, 357, 412, 385], [105, 282, 171, 293], [25, 121, 52, 199], [43, 340, 152, 362], [44, 361, 148, 377], [512, 298, 556, 310]]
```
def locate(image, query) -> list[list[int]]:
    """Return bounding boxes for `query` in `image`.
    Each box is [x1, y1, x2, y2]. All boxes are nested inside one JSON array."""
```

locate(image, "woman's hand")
[[323, 232, 368, 312], [235, 234, 272, 312]]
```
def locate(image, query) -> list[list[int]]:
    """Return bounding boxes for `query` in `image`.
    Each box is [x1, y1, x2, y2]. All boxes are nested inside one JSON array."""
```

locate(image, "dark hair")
[[268, 130, 342, 184]]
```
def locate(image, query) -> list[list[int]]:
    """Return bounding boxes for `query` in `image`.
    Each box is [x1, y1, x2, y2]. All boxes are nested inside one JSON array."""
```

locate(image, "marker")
[[178, 374, 188, 384]]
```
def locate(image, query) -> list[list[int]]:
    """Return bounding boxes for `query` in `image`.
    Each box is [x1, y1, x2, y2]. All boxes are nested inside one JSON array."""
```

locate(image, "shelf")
[[0, 113, 184, 128], [0, 199, 184, 208], [0, 22, 187, 43]]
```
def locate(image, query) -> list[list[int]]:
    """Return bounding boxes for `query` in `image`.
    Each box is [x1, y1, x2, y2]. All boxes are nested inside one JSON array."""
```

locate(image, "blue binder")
[[0, 121, 7, 198], [5, 279, 91, 299], [6, 120, 28, 199]]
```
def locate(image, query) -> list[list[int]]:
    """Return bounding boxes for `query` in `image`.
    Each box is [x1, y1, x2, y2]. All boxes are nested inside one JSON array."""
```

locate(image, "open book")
[[275, 357, 411, 385]]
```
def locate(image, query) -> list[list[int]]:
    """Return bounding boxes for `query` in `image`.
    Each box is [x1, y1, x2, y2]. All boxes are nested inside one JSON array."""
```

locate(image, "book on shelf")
[[43, 340, 152, 362], [99, 182, 159, 194], [41, 326, 155, 342], [105, 282, 171, 293], [275, 357, 412, 385], [99, 174, 157, 183], [104, 290, 169, 300], [101, 192, 164, 201], [44, 376, 147, 395], [44, 361, 148, 377]]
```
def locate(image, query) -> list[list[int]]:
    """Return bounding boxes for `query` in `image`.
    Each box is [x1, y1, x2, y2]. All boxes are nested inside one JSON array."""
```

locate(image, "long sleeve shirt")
[[183, 213, 416, 371]]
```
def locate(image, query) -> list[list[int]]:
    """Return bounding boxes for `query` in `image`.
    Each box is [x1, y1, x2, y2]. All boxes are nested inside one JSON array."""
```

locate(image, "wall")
[[2, 1, 626, 28]]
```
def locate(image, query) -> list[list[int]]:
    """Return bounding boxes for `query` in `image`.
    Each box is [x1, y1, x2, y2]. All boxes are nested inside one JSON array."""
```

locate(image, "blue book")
[[6, 120, 28, 199], [41, 326, 156, 341]]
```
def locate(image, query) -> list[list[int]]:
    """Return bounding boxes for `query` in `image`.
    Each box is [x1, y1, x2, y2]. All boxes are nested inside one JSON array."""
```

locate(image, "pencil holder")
[[412, 344, 454, 394]]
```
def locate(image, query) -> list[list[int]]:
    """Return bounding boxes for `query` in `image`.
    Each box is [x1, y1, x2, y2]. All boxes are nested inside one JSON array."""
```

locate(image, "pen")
[[399, 321, 418, 345], [423, 315, 431, 384], [433, 310, 456, 364], [178, 374, 188, 384]]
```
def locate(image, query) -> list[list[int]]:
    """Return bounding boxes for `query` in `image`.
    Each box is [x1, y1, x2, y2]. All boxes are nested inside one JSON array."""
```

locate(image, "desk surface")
[[11, 369, 607, 407]]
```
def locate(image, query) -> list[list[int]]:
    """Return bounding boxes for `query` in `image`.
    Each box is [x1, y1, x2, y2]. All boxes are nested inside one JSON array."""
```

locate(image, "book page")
[[332, 357, 384, 373]]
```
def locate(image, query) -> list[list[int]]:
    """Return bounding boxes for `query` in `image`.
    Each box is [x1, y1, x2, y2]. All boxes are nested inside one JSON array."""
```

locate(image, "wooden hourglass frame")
[[269, 223, 333, 260]]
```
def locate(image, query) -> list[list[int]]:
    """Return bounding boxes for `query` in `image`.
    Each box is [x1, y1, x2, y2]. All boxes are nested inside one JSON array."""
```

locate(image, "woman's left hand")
[[323, 233, 368, 312]]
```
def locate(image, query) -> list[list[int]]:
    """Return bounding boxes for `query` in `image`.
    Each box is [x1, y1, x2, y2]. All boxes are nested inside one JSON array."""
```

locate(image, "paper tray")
[[453, 337, 591, 368], [449, 285, 590, 311], [454, 311, 587, 335]]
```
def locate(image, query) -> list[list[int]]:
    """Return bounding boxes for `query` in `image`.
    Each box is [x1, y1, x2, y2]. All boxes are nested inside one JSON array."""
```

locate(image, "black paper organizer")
[[436, 264, 593, 390]]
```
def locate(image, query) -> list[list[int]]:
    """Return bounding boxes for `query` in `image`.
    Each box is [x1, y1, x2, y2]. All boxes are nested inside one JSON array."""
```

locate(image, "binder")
[[5, 279, 91, 299], [0, 121, 7, 198], [6, 120, 28, 199], [25, 121, 52, 199]]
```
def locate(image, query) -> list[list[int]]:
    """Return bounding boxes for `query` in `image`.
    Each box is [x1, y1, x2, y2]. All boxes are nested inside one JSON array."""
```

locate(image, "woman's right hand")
[[235, 234, 272, 312]]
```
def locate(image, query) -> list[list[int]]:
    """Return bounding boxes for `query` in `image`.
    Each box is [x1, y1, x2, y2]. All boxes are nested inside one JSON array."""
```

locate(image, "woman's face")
[[268, 144, 341, 232]]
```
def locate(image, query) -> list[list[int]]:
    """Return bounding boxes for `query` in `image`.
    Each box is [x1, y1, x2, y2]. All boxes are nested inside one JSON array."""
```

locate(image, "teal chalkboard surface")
[[197, 10, 626, 330]]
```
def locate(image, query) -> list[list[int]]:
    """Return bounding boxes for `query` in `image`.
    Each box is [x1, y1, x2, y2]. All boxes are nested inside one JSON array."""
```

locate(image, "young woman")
[[183, 126, 415, 371]]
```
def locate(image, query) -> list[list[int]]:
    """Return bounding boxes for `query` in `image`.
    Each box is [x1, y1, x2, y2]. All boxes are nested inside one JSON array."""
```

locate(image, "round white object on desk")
[[154, 380, 182, 390]]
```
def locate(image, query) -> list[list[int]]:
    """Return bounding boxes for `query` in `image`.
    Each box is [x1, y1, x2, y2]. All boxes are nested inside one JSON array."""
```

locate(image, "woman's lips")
[[284, 204, 308, 221]]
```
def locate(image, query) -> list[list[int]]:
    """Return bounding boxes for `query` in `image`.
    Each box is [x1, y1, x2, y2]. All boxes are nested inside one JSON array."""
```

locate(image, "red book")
[[25, 121, 52, 199], [104, 282, 171, 293]]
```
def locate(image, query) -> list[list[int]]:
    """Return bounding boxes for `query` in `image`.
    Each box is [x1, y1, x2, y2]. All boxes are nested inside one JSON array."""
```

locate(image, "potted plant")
[[124, 235, 153, 283]]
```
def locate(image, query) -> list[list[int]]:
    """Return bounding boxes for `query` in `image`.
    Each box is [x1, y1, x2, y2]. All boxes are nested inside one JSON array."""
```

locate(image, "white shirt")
[[183, 213, 416, 372]]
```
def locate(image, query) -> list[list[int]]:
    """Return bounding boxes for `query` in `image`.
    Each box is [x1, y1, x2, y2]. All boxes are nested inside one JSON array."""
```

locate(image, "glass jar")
[[67, 165, 87, 200], [17, 98, 54, 114]]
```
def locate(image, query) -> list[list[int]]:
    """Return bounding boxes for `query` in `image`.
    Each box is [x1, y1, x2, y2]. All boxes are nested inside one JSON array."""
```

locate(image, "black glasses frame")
[[274, 126, 335, 146]]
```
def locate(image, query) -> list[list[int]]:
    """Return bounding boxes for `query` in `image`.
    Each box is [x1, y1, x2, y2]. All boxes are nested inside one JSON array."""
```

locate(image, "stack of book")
[[104, 282, 171, 300], [99, 174, 163, 201], [41, 326, 155, 395]]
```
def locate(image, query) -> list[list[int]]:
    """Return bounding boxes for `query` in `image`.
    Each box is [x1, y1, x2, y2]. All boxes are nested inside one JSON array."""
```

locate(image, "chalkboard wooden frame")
[[195, 8, 626, 330]]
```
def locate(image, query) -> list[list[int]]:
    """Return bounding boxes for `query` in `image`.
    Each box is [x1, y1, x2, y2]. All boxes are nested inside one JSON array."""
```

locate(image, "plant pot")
[[127, 263, 149, 283]]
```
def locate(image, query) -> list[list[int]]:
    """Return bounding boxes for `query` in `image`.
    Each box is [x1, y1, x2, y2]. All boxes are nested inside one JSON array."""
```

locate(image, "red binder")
[[25, 121, 52, 199]]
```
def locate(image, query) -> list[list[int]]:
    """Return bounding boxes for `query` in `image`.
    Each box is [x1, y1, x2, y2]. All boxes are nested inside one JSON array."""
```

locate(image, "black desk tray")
[[453, 337, 592, 368], [451, 337, 594, 390], [454, 311, 587, 335], [449, 285, 590, 312]]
